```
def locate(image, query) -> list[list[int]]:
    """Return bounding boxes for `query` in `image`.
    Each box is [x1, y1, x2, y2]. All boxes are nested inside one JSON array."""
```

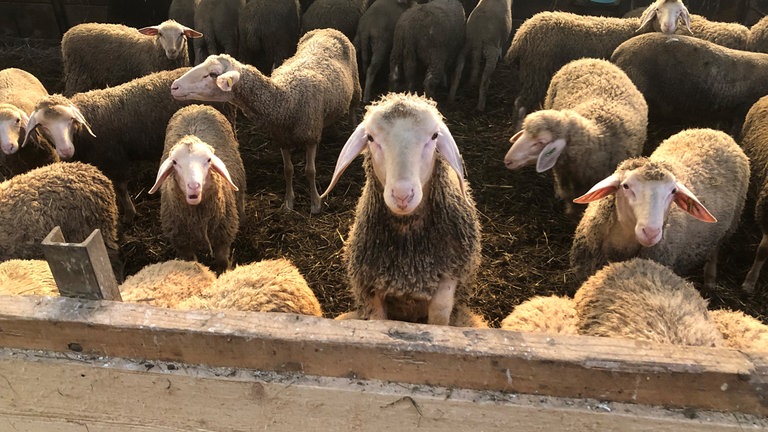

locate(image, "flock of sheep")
[[0, 0, 766, 353]]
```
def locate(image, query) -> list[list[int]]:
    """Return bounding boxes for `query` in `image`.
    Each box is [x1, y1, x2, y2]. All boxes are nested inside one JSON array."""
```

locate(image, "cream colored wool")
[[710, 309, 768, 352], [500, 295, 578, 335], [120, 260, 217, 308], [0, 259, 57, 296]]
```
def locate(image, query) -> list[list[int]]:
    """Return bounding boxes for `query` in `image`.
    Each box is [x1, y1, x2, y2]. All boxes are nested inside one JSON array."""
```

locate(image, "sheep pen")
[[0, 37, 765, 329]]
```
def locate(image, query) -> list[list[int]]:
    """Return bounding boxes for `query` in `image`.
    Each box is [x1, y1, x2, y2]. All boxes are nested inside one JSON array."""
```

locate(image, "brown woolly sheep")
[[120, 260, 217, 309], [500, 296, 578, 335], [0, 259, 57, 296]]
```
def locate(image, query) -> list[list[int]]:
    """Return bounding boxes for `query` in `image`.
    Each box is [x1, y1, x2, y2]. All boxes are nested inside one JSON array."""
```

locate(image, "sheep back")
[[194, 0, 244, 60], [238, 0, 301, 72], [0, 68, 47, 114], [687, 14, 749, 50], [709, 309, 768, 351], [120, 260, 217, 308], [0, 259, 57, 296], [500, 295, 578, 335], [574, 258, 723, 347], [344, 155, 482, 321], [300, 0, 366, 41], [748, 15, 768, 54]]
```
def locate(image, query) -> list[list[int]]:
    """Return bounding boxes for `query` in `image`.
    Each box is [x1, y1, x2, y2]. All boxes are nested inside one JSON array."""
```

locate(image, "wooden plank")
[[0, 296, 765, 416], [0, 348, 765, 432]]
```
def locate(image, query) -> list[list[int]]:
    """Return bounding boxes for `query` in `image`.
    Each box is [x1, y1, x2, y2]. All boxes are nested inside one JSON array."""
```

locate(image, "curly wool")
[[709, 309, 768, 351], [500, 295, 578, 335], [0, 259, 58, 296], [120, 260, 217, 308]]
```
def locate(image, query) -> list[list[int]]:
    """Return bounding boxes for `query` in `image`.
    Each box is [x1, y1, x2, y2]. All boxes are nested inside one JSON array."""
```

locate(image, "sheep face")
[[148, 137, 238, 205], [23, 101, 95, 160], [171, 54, 239, 102], [0, 105, 28, 155], [574, 160, 716, 247], [504, 111, 567, 172], [638, 0, 691, 35], [138, 20, 203, 61]]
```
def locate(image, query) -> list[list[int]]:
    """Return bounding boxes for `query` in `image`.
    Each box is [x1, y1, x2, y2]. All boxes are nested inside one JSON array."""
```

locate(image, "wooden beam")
[[0, 295, 765, 416]]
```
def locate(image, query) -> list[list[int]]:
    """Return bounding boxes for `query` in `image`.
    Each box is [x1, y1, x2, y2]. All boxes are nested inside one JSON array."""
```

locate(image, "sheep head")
[[504, 110, 567, 172], [322, 93, 466, 216], [573, 159, 715, 247], [171, 54, 241, 102], [23, 96, 95, 160], [138, 19, 202, 61], [148, 137, 238, 205], [0, 104, 29, 155], [638, 0, 692, 35]]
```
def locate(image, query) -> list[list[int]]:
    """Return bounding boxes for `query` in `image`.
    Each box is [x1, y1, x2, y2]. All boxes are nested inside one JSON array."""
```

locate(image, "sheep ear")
[[679, 4, 692, 35], [148, 157, 175, 194], [210, 153, 239, 191], [436, 121, 467, 198], [508, 129, 523, 144], [216, 71, 240, 92], [535, 138, 566, 173], [21, 109, 41, 148], [637, 6, 658, 32], [18, 111, 29, 131], [66, 105, 96, 138], [183, 27, 203, 39], [137, 26, 160, 36], [673, 181, 716, 223], [320, 122, 367, 199], [573, 174, 620, 204]]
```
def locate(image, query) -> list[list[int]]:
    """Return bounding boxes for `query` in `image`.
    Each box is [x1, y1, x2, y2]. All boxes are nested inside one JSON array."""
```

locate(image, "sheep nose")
[[187, 181, 201, 192], [391, 185, 414, 209], [641, 226, 661, 244]]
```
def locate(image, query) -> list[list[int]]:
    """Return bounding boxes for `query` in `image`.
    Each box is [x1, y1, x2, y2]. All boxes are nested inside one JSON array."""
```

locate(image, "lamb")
[[499, 296, 578, 335], [238, 0, 301, 73], [611, 32, 768, 132], [503, 58, 647, 217], [61, 20, 202, 95], [193, 0, 245, 64], [335, 304, 489, 327], [354, 0, 413, 103], [177, 258, 323, 316], [574, 258, 723, 347], [321, 92, 482, 325], [388, 0, 466, 99], [300, 0, 367, 42], [171, 29, 361, 214], [0, 68, 58, 180], [709, 309, 768, 352], [447, 0, 511, 111], [0, 259, 58, 297], [24, 68, 228, 224], [148, 104, 246, 274], [120, 259, 217, 308], [570, 128, 749, 288], [0, 161, 122, 278]]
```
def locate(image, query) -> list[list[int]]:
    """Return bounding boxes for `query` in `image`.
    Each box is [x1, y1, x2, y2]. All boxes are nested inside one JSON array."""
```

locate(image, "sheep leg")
[[369, 289, 388, 320], [743, 233, 768, 293], [428, 275, 457, 326], [703, 242, 721, 290], [116, 180, 136, 225], [364, 45, 387, 103], [305, 141, 321, 214], [468, 48, 482, 89], [212, 243, 232, 275], [448, 49, 467, 102], [280, 147, 295, 211], [476, 47, 499, 112]]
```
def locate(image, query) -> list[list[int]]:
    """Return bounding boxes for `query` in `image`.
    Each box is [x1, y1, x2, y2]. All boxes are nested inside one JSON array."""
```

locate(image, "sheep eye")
[[431, 132, 438, 140], [14, 118, 20, 124], [622, 184, 629, 190], [207, 158, 212, 163], [208, 72, 219, 79], [172, 159, 177, 165], [672, 188, 677, 194], [366, 134, 373, 142]]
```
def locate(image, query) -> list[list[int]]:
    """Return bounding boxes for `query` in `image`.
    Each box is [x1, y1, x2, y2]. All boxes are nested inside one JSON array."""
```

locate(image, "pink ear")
[[21, 109, 42, 148], [217, 71, 240, 92], [148, 157, 175, 194], [210, 153, 239, 191], [673, 181, 716, 223], [572, 174, 620, 204], [183, 27, 203, 39], [436, 121, 467, 198], [680, 4, 692, 34], [138, 26, 160, 36], [320, 122, 368, 199], [637, 5, 658, 31], [508, 129, 523, 144], [535, 138, 566, 173]]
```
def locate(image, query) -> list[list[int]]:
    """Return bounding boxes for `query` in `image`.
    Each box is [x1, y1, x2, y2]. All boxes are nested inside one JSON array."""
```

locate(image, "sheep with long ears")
[[637, 0, 691, 35], [22, 102, 95, 160], [322, 92, 481, 325]]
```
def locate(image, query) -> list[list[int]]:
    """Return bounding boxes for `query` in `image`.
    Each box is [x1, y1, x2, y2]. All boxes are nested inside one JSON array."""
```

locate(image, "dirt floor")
[[2, 37, 766, 327]]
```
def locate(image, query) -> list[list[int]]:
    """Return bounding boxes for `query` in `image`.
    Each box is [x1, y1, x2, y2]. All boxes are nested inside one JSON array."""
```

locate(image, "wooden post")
[[41, 226, 122, 301]]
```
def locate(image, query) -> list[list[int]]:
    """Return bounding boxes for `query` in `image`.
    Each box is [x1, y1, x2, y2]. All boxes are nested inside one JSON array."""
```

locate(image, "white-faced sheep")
[[503, 58, 647, 217], [171, 29, 361, 214], [0, 161, 122, 278], [238, 0, 301, 73], [0, 259, 57, 296], [447, 0, 511, 111], [148, 104, 245, 274], [611, 32, 768, 133], [177, 258, 323, 316], [570, 129, 749, 288], [709, 309, 768, 352], [335, 304, 489, 327], [574, 258, 723, 347], [301, 0, 367, 42], [388, 0, 466, 99], [321, 92, 481, 326], [61, 20, 202, 95], [24, 68, 229, 224], [354, 0, 413, 103], [193, 0, 245, 63], [0, 68, 58, 180], [169, 0, 197, 64], [120, 259, 217, 308], [500, 296, 578, 335]]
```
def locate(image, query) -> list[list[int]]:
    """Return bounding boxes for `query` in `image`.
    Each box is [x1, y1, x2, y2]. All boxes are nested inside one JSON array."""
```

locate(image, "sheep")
[[574, 258, 724, 347], [24, 68, 229, 224], [0, 68, 58, 180], [169, 0, 198, 64], [120, 259, 217, 309], [147, 104, 246, 274], [499, 296, 578, 335], [0, 259, 58, 297], [300, 0, 367, 42], [176, 258, 323, 316], [321, 92, 482, 326], [503, 58, 647, 217], [709, 309, 768, 352], [61, 20, 202, 95], [447, 0, 511, 111], [354, 0, 413, 103], [388, 0, 466, 99], [238, 0, 301, 73], [193, 0, 245, 64], [335, 304, 489, 327], [170, 29, 361, 214], [611, 32, 768, 133], [569, 128, 749, 288], [747, 15, 768, 54], [0, 161, 122, 279]]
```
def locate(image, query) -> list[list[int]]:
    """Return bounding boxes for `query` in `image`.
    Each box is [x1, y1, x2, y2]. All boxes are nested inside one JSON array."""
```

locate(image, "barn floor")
[[1, 36, 766, 327]]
